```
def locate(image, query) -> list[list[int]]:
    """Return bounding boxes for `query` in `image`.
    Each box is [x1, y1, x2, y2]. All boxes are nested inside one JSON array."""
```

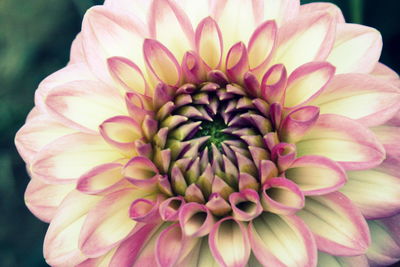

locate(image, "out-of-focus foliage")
[[0, 0, 398, 266]]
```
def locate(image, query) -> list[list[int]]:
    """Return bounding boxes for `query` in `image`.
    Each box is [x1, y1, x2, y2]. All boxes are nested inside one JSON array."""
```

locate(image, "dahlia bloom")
[[15, 0, 400, 266]]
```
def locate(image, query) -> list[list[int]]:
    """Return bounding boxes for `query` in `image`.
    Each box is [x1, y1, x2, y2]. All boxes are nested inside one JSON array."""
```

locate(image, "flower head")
[[16, 0, 400, 266]]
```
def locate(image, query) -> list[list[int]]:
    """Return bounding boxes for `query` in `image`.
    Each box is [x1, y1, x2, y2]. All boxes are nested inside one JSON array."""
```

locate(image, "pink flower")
[[15, 0, 400, 266]]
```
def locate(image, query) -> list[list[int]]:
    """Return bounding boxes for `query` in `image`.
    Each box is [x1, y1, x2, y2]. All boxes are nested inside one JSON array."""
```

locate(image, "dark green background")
[[0, 0, 398, 266]]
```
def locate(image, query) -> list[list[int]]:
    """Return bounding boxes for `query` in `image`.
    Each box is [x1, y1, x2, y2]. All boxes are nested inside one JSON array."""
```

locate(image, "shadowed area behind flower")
[[0, 0, 399, 266]]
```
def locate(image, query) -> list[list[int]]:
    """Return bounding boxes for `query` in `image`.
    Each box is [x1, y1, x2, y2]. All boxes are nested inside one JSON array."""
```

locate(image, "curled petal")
[[206, 193, 232, 217], [149, 0, 195, 61], [297, 192, 371, 256], [296, 114, 385, 170], [280, 106, 320, 143], [249, 213, 317, 267], [229, 189, 263, 221], [123, 156, 159, 187], [226, 42, 249, 84], [284, 61, 335, 107], [77, 163, 128, 195], [248, 20, 277, 71], [285, 155, 347, 195], [179, 202, 215, 237], [261, 177, 304, 215], [327, 24, 382, 74], [159, 196, 185, 221], [209, 217, 251, 267], [261, 64, 287, 104], [195, 17, 223, 69], [130, 197, 161, 223], [270, 143, 296, 171], [143, 39, 181, 87], [99, 116, 143, 151], [107, 56, 149, 95], [182, 51, 206, 84]]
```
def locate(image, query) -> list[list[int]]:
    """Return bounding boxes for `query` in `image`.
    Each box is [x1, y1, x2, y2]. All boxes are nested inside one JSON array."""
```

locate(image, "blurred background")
[[0, 0, 399, 266]]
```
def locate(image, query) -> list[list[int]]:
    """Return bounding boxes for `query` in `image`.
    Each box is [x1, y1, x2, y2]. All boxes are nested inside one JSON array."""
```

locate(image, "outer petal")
[[78, 188, 151, 257], [371, 126, 400, 158], [15, 114, 76, 163], [25, 178, 75, 223], [299, 2, 345, 23], [311, 73, 400, 127], [44, 191, 102, 266], [209, 217, 251, 267], [296, 114, 385, 170], [104, 0, 151, 23], [340, 164, 400, 219], [82, 6, 147, 84], [285, 155, 347, 195], [317, 252, 368, 267], [176, 237, 220, 267], [297, 192, 370, 256], [149, 0, 195, 61], [366, 219, 400, 266], [179, 0, 216, 27], [69, 33, 84, 64], [327, 23, 382, 74], [249, 213, 317, 267], [45, 80, 127, 133], [270, 11, 336, 73], [31, 133, 123, 183], [261, 0, 300, 26]]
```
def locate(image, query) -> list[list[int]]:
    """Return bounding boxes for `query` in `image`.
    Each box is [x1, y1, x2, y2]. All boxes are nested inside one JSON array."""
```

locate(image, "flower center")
[[193, 116, 230, 151]]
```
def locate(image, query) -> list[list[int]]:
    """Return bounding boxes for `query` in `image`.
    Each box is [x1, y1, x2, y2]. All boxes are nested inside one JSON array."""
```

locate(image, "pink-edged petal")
[[123, 156, 160, 187], [108, 223, 161, 267], [226, 42, 249, 84], [260, 64, 287, 104], [371, 62, 400, 81], [372, 126, 400, 158], [280, 106, 320, 143], [76, 163, 131, 195], [340, 163, 400, 219], [25, 178, 75, 223], [130, 197, 162, 223], [159, 196, 186, 221], [179, 0, 216, 27], [285, 155, 347, 196], [311, 73, 400, 127], [82, 6, 147, 84], [366, 219, 400, 266], [299, 2, 345, 23], [317, 251, 368, 267], [31, 133, 123, 183], [179, 202, 215, 237], [261, 177, 304, 215], [35, 63, 96, 112], [297, 192, 371, 256], [195, 17, 223, 70], [284, 61, 335, 107], [77, 248, 116, 267], [248, 20, 277, 72], [270, 11, 336, 73], [217, 0, 259, 53], [261, 0, 300, 26], [45, 80, 127, 133], [296, 114, 385, 170], [69, 33, 84, 64], [229, 189, 263, 221], [327, 23, 382, 74], [209, 217, 251, 267], [107, 56, 149, 95], [149, 0, 194, 61], [176, 237, 220, 267], [156, 223, 201, 267], [44, 191, 102, 266], [79, 188, 152, 257], [15, 114, 76, 163], [270, 143, 297, 171], [249, 213, 317, 267], [143, 39, 181, 87], [99, 115, 143, 151], [182, 51, 207, 84]]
